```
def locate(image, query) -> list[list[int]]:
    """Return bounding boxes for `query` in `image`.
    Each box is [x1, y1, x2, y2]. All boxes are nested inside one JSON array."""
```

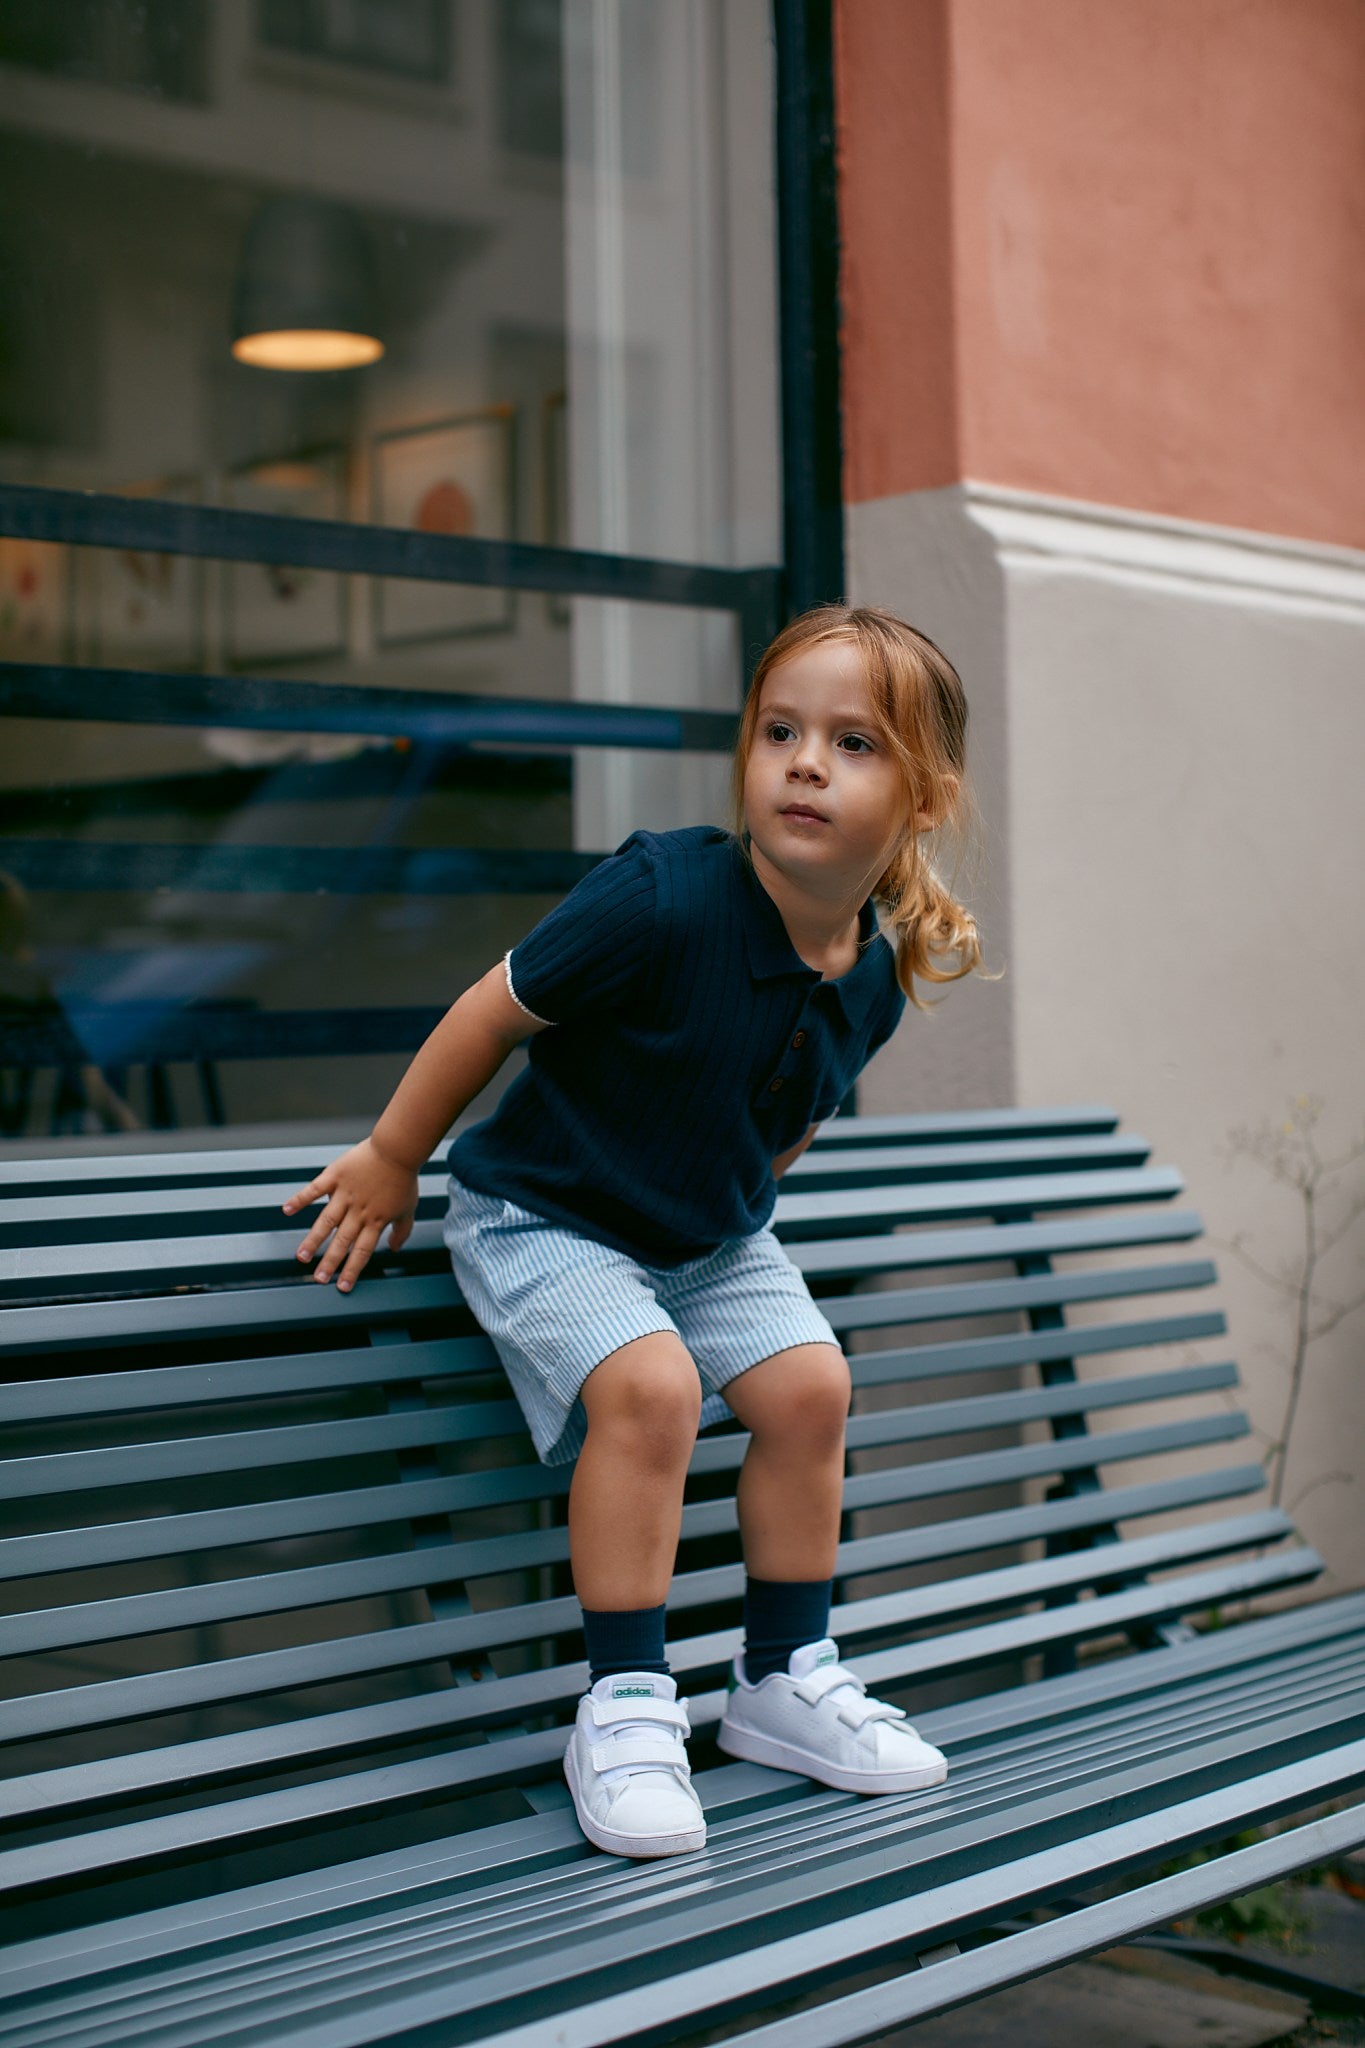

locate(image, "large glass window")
[[0, 0, 781, 1140]]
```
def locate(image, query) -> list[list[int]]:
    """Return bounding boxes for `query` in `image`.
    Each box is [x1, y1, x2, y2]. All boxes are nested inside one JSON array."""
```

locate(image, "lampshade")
[[231, 195, 384, 371]]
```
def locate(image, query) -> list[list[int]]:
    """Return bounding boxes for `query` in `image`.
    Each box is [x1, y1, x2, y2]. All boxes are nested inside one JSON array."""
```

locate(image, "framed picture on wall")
[[0, 536, 71, 664], [371, 406, 517, 645], [222, 444, 349, 669], [542, 388, 570, 628], [84, 473, 205, 672]]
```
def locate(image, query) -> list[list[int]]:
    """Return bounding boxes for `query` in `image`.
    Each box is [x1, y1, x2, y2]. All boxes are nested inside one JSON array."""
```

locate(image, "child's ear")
[[916, 772, 961, 833]]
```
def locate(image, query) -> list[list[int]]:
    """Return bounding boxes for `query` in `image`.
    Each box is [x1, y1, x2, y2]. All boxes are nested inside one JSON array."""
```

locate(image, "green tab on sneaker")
[[788, 1638, 842, 1679]]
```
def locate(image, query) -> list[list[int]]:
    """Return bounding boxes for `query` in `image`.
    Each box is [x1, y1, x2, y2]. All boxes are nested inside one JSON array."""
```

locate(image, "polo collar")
[[731, 833, 885, 1020]]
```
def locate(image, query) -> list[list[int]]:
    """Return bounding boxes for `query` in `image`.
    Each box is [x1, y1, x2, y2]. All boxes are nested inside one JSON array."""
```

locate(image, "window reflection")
[[0, 0, 777, 1139]]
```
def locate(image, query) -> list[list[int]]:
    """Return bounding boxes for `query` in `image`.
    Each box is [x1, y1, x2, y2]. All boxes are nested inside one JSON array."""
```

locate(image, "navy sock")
[[741, 1575, 834, 1684], [581, 1602, 671, 1688]]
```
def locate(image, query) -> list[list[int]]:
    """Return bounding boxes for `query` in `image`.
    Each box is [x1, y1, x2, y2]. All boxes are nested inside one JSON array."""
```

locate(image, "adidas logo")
[[815, 1645, 838, 1666], [611, 1683, 654, 1698]]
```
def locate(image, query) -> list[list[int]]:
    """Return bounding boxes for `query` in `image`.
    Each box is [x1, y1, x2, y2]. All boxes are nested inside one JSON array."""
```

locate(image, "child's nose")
[[790, 734, 826, 772]]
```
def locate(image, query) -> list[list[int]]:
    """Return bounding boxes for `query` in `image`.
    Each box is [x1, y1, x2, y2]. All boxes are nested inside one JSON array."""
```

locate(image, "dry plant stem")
[[1209, 1094, 1365, 1514]]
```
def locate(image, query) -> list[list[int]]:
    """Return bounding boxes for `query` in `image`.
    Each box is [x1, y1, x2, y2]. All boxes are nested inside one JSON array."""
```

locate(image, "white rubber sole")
[[715, 1713, 949, 1795], [563, 1738, 708, 1858]]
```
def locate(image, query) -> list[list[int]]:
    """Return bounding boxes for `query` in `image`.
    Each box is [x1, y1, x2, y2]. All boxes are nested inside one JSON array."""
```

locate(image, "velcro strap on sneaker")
[[589, 1695, 691, 1736], [836, 1697, 909, 1731], [795, 1664, 864, 1707], [589, 1735, 691, 1775]]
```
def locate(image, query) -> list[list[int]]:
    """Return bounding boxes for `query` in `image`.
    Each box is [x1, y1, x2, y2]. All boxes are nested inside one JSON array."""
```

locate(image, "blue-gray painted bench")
[[1, 1104, 1363, 2047]]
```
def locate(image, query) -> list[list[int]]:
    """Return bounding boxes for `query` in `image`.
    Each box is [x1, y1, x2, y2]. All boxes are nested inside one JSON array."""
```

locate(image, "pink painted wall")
[[834, 0, 1365, 552]]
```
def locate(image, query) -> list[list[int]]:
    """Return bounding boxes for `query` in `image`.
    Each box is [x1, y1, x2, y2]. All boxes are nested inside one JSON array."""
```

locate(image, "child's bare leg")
[[569, 1332, 702, 1609], [722, 1344, 851, 1580]]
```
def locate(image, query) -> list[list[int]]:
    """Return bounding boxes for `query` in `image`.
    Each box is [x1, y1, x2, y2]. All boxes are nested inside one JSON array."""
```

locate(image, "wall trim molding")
[[955, 480, 1365, 622]]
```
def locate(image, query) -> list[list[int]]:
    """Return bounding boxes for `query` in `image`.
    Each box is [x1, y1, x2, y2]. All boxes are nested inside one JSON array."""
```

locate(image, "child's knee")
[[580, 1332, 702, 1461], [726, 1342, 851, 1447], [785, 1359, 847, 1441]]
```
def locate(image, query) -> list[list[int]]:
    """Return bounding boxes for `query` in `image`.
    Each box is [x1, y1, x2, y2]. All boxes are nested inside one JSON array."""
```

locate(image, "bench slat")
[[0, 1167, 1188, 1294], [0, 1563, 1339, 1917], [0, 1517, 1306, 1747], [0, 1397, 1252, 1658], [0, 1468, 1267, 1627], [0, 1403, 508, 1501], [0, 1138, 1162, 1246], [842, 1311, 1230, 1390], [0, 1106, 1126, 1197], [777, 1165, 1185, 1236], [0, 1260, 1230, 1433], [0, 1211, 1209, 1343], [349, 1744, 1365, 2048], [265, 1717, 1365, 2039], [0, 1354, 1239, 1509], [13, 1638, 1365, 1957], [0, 1422, 1257, 1614], [0, 1338, 493, 1423], [788, 1133, 1153, 1187], [798, 1208, 1205, 1276], [0, 1471, 1271, 1817], [923, 1589, 1365, 1746], [0, 1413, 1254, 1595], [762, 1799, 1365, 2048], [22, 1574, 1351, 1884], [3, 1592, 1358, 2000], [0, 1177, 447, 1248], [827, 1257, 1220, 1331], [0, 1261, 1225, 1425], [194, 1687, 1365, 2007]]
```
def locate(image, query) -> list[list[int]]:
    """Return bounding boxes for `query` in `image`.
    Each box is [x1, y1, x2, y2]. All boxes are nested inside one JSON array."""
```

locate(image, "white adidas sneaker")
[[716, 1636, 948, 1795], [562, 1669, 707, 1858]]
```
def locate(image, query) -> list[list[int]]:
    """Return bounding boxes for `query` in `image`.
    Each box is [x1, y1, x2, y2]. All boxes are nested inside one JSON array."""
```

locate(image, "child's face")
[[743, 637, 918, 898]]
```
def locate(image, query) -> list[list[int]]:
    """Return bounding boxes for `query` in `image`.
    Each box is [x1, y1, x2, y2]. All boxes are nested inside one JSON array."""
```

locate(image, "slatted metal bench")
[[2, 1103, 1363, 2047]]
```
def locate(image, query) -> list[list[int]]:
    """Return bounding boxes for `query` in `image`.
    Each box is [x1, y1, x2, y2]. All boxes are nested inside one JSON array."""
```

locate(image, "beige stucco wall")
[[849, 481, 1365, 1591]]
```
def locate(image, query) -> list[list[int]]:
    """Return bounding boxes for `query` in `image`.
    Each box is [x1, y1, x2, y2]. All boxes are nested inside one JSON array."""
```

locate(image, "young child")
[[283, 602, 991, 1861]]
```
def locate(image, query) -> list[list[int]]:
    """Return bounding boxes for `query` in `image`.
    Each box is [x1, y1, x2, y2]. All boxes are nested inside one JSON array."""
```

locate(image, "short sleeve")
[[871, 954, 912, 1056], [505, 834, 656, 1026], [871, 962, 906, 1055]]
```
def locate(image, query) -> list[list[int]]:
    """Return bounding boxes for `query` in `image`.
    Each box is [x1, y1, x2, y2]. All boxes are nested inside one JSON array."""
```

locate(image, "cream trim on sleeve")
[[504, 949, 555, 1027]]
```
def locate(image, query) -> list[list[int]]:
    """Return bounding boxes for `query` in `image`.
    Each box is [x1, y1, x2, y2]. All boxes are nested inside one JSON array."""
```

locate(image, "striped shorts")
[[442, 1171, 841, 1468]]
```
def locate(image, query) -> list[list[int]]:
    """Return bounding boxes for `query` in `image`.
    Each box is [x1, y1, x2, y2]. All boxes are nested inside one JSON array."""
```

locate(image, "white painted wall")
[[847, 481, 1365, 1592]]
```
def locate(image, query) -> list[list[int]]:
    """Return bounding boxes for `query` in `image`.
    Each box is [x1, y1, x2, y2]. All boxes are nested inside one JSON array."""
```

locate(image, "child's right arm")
[[282, 961, 550, 1292]]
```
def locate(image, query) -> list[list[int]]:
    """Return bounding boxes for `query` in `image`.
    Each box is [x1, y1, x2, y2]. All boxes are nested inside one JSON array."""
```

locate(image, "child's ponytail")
[[870, 833, 991, 1015]]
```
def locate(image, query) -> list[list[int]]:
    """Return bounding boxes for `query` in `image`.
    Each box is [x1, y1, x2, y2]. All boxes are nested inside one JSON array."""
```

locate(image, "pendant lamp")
[[231, 195, 384, 371]]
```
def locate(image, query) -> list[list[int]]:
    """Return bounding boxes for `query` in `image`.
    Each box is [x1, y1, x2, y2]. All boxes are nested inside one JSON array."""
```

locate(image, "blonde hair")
[[729, 603, 1001, 1014]]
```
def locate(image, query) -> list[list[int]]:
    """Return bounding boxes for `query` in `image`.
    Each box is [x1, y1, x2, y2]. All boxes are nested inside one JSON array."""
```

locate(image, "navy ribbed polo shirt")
[[446, 825, 905, 1268]]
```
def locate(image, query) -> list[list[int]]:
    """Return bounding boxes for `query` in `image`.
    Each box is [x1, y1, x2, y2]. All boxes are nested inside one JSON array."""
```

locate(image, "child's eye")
[[840, 734, 874, 755], [764, 722, 793, 743]]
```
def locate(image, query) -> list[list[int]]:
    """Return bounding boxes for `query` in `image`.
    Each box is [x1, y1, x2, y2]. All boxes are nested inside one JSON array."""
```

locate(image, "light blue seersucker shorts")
[[442, 1171, 841, 1468]]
